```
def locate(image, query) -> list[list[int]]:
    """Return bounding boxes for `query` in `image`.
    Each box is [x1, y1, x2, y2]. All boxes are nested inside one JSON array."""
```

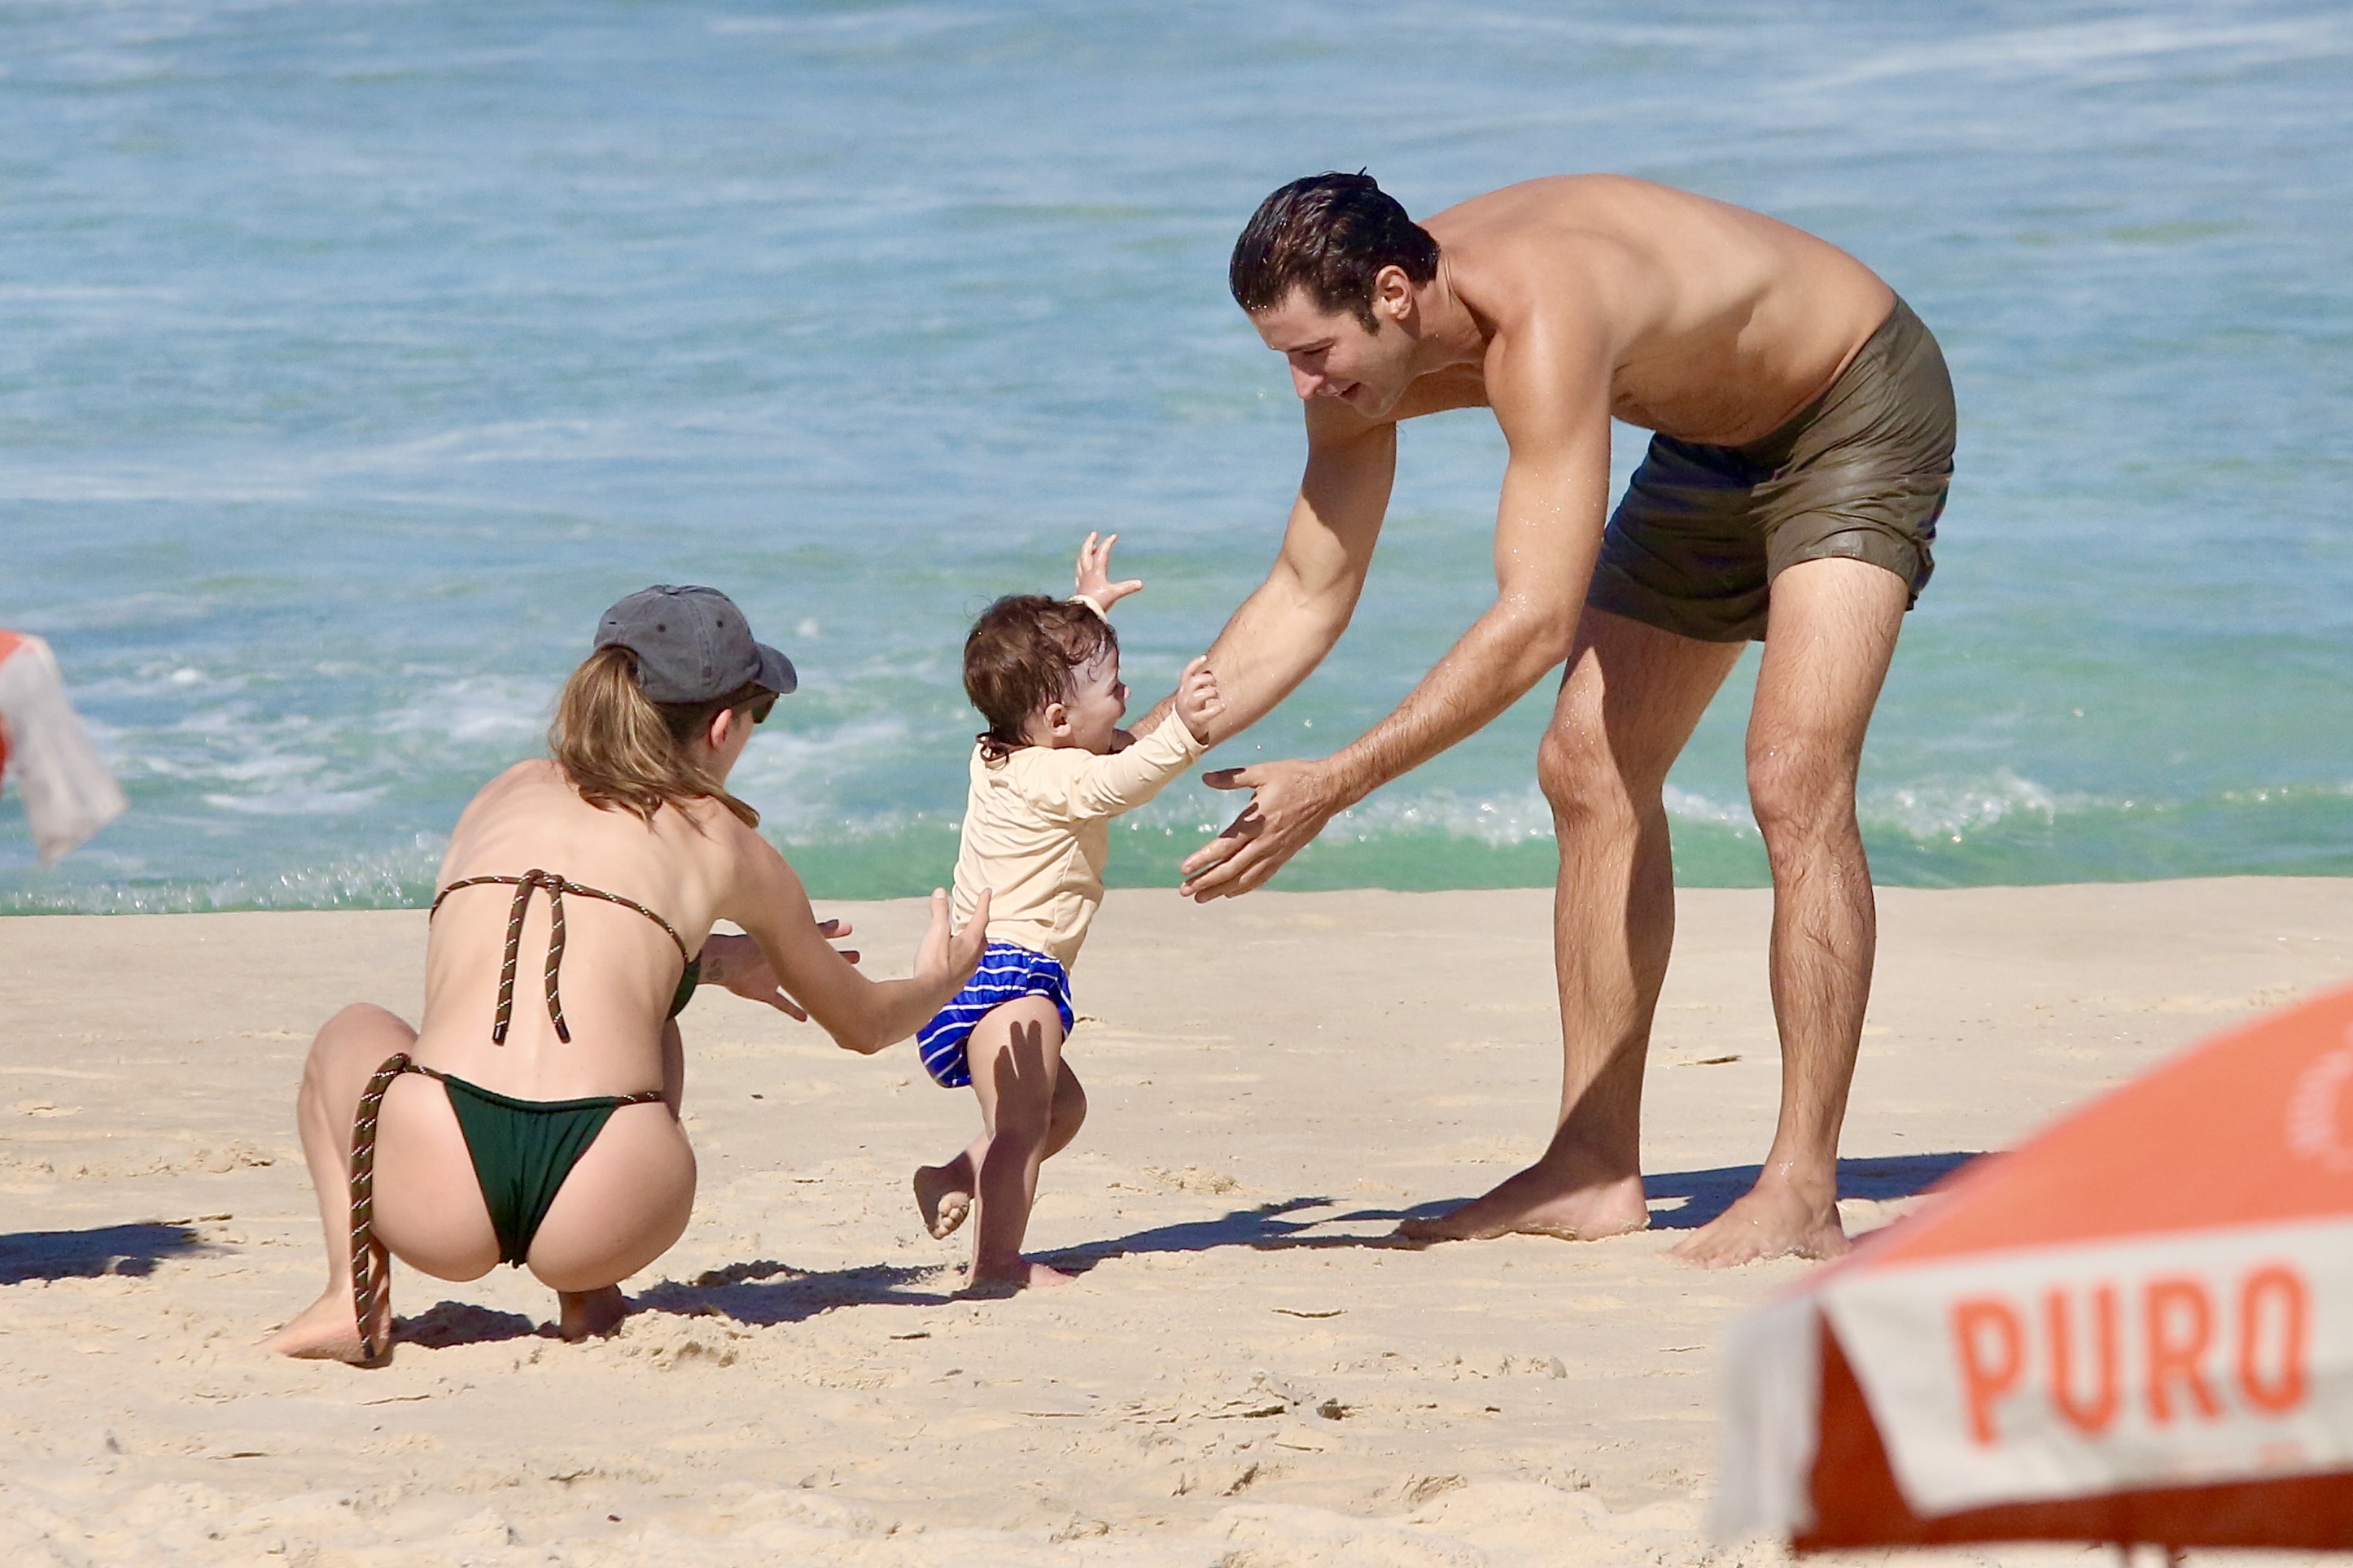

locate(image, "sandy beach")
[[4, 878, 2350, 1566]]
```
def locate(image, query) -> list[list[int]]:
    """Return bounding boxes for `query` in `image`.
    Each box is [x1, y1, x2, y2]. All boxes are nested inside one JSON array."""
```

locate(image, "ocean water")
[[2, 0, 2349, 913]]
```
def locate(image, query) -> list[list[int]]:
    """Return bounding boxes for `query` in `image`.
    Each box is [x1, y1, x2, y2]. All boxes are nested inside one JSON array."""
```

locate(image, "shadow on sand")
[[631, 1259, 958, 1327], [393, 1299, 548, 1349], [378, 1261, 960, 1347], [0, 1221, 216, 1284], [1052, 1195, 1375, 1273], [1641, 1150, 1983, 1231], [383, 1151, 1989, 1342], [1051, 1150, 1986, 1269]]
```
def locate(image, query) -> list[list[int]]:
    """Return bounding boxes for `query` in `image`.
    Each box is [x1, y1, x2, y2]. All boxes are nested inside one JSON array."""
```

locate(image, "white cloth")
[[1711, 1290, 1825, 1539], [0, 633, 126, 863]]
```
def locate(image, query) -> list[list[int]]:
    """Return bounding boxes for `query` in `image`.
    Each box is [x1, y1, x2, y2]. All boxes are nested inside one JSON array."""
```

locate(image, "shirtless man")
[[1169, 173, 1954, 1265]]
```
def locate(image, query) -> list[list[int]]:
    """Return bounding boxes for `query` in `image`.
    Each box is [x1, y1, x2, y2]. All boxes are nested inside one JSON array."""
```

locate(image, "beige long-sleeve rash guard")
[[949, 713, 1206, 970]]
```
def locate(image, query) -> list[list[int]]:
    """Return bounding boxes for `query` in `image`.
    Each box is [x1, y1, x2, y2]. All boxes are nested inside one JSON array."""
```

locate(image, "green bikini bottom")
[[435, 1070, 668, 1265], [348, 1051, 666, 1311], [412, 956, 689, 1267]]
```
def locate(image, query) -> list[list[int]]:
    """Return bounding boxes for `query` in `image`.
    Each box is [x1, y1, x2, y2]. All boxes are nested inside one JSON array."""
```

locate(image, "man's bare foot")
[[1669, 1181, 1848, 1268], [265, 1290, 387, 1366], [964, 1259, 1074, 1296], [914, 1163, 973, 1240], [558, 1286, 628, 1340], [1394, 1167, 1649, 1243]]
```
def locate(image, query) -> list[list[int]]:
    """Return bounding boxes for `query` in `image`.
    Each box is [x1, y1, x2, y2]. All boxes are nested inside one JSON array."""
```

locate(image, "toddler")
[[913, 533, 1221, 1290]]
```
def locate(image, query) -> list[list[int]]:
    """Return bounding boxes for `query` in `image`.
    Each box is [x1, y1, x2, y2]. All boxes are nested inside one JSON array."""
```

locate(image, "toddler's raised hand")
[[1174, 655, 1223, 745], [1074, 531, 1145, 614]]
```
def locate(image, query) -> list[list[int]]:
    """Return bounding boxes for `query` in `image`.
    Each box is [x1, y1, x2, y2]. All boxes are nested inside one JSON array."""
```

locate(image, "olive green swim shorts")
[[1586, 296, 1955, 644]]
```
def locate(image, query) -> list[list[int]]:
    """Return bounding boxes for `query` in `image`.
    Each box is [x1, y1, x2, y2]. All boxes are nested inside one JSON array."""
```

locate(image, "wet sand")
[[4, 879, 2351, 1566]]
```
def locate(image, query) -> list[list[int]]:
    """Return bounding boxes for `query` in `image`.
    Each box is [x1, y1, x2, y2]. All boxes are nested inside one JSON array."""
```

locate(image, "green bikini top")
[[430, 869, 701, 1042]]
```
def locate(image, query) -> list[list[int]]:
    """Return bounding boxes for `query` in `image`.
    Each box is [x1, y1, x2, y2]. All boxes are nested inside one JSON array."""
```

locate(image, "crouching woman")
[[267, 586, 987, 1363]]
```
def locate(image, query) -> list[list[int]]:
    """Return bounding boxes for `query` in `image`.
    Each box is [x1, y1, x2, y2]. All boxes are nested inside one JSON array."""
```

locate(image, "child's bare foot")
[[914, 1163, 975, 1239], [558, 1286, 628, 1341], [965, 1258, 1074, 1296], [265, 1290, 387, 1365]]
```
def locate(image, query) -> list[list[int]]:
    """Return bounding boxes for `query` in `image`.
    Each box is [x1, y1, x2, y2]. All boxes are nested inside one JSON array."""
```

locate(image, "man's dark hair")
[[963, 595, 1118, 756], [1228, 171, 1441, 330]]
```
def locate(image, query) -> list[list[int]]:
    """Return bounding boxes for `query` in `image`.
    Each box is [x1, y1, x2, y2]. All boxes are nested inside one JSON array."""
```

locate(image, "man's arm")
[[1179, 320, 1616, 899], [1134, 399, 1396, 745]]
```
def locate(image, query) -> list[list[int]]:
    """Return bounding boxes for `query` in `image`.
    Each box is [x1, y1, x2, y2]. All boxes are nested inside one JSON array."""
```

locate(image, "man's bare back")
[[1401, 176, 1895, 446]]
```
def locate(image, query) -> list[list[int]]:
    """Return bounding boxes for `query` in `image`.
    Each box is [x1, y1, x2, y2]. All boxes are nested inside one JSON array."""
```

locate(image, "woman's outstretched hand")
[[917, 886, 991, 993], [702, 919, 859, 1020], [1074, 531, 1144, 614]]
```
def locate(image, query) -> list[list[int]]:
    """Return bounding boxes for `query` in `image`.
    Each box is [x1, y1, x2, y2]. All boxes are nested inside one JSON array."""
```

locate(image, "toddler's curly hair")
[[964, 595, 1117, 756]]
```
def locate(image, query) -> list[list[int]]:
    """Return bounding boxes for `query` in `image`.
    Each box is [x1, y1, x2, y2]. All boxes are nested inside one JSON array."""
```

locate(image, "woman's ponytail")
[[549, 645, 762, 828]]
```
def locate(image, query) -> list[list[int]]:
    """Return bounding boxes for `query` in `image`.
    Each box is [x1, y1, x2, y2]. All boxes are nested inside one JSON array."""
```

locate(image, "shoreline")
[[6, 880, 2351, 1565], [20, 835, 2353, 919]]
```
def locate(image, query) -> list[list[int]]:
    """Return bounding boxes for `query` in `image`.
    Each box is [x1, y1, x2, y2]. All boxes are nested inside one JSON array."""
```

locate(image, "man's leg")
[[1400, 608, 1743, 1242], [1670, 556, 1907, 1266]]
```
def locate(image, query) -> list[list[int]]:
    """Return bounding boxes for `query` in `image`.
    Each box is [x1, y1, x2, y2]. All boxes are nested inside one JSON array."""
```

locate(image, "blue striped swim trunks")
[[916, 941, 1075, 1089]]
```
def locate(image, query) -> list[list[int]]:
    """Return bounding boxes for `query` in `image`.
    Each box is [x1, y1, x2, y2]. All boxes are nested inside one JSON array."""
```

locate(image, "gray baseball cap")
[[593, 585, 797, 705]]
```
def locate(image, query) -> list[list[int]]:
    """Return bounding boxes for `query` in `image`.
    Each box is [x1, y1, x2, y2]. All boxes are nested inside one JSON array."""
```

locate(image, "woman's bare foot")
[[914, 1162, 974, 1240], [265, 1289, 389, 1365], [558, 1286, 629, 1341], [1394, 1166, 1650, 1243], [965, 1258, 1074, 1296]]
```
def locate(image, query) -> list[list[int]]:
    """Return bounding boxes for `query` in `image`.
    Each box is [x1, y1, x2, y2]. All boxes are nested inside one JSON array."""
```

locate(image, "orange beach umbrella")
[[1715, 984, 2353, 1551]]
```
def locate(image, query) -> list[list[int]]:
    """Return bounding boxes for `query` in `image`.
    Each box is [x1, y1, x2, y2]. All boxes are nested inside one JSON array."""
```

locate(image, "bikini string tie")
[[482, 869, 564, 1043], [431, 871, 693, 1046], [348, 1050, 415, 1364]]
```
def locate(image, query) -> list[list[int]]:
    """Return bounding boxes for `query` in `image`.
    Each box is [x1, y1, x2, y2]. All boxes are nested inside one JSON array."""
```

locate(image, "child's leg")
[[916, 1056, 1087, 1240], [264, 1004, 422, 1361], [963, 994, 1075, 1286]]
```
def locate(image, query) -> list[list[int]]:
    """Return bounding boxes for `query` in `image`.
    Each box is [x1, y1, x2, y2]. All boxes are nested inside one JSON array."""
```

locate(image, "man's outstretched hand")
[[1177, 758, 1348, 901]]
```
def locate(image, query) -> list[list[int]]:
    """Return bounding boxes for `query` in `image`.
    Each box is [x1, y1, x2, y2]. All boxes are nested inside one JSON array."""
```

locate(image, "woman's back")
[[414, 758, 744, 1099]]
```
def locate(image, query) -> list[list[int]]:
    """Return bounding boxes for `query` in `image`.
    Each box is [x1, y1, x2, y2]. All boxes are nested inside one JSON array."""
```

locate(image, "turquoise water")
[[3, 2, 2350, 912]]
